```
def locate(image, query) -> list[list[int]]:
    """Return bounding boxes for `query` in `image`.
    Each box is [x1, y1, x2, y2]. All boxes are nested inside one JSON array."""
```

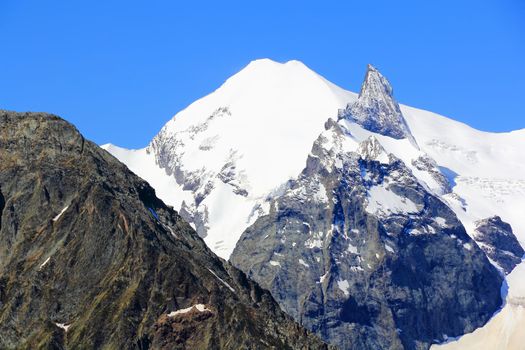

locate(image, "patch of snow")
[[55, 323, 71, 332], [385, 244, 395, 253], [162, 224, 177, 238], [337, 279, 350, 296], [305, 231, 324, 249], [408, 228, 424, 236], [365, 184, 418, 216], [305, 239, 322, 249], [435, 217, 448, 226], [206, 268, 236, 293], [39, 257, 51, 270], [426, 225, 436, 234], [347, 243, 358, 254], [319, 271, 329, 283], [313, 182, 329, 203], [269, 260, 281, 267], [52, 206, 69, 222], [298, 259, 309, 267]]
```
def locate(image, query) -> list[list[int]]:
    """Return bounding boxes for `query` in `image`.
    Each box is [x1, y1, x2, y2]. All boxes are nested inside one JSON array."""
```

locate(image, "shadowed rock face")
[[231, 121, 503, 350], [0, 111, 331, 350], [473, 216, 524, 274]]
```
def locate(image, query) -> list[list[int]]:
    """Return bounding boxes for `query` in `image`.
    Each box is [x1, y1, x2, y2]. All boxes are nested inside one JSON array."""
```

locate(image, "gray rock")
[[339, 64, 414, 142], [231, 121, 503, 350], [0, 111, 331, 350], [473, 216, 524, 274]]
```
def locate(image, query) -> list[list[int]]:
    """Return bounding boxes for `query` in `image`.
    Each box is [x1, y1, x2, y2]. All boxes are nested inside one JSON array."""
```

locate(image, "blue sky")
[[1, 1, 524, 148]]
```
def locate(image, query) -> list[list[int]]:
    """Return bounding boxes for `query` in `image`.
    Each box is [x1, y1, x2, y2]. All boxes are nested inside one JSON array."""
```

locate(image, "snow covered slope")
[[104, 59, 357, 259], [402, 106, 525, 241], [104, 59, 525, 348]]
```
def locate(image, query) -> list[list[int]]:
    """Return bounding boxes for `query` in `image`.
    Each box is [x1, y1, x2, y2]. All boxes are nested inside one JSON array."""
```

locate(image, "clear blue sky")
[[1, 1, 524, 148]]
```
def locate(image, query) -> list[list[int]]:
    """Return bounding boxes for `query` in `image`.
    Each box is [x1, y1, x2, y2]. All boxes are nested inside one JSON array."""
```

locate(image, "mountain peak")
[[232, 58, 312, 79], [340, 64, 412, 141], [361, 64, 394, 98]]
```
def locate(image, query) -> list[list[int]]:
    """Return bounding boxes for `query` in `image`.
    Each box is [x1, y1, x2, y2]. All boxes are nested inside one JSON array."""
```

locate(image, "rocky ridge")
[[231, 118, 503, 350], [339, 64, 414, 142], [473, 216, 524, 274], [0, 111, 331, 350]]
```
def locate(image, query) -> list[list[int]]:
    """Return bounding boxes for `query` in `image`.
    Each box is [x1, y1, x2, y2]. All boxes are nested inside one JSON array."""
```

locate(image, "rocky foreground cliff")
[[0, 111, 331, 350]]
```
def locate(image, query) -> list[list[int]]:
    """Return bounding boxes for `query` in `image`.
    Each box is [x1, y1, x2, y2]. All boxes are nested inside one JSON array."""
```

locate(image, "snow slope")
[[105, 59, 357, 258], [104, 59, 525, 348], [404, 108, 525, 350], [156, 58, 356, 197]]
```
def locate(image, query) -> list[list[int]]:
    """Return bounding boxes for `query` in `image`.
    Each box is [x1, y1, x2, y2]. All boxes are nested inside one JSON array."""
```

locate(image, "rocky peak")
[[231, 124, 503, 349], [361, 64, 395, 101], [340, 64, 413, 141]]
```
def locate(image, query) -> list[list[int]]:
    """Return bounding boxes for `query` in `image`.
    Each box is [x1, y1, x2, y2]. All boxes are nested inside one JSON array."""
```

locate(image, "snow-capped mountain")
[[340, 64, 414, 142], [230, 120, 502, 349], [103, 59, 525, 349], [104, 59, 357, 259]]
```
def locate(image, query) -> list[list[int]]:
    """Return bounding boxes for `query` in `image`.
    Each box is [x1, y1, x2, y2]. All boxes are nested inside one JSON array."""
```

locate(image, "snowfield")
[[104, 59, 357, 258], [103, 58, 525, 349]]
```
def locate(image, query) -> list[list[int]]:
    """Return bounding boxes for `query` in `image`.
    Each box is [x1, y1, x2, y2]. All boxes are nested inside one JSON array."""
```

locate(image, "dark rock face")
[[230, 121, 503, 350], [0, 111, 331, 350], [338, 65, 413, 141], [473, 216, 524, 274]]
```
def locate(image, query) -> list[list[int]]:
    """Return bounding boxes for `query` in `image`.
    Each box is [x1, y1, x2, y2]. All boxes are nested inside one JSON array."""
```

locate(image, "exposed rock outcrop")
[[339, 65, 414, 142], [473, 216, 524, 274], [231, 120, 503, 350], [0, 111, 331, 350]]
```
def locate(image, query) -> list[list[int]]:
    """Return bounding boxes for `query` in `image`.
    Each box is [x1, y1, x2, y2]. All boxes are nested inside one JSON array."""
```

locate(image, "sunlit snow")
[[168, 304, 210, 317]]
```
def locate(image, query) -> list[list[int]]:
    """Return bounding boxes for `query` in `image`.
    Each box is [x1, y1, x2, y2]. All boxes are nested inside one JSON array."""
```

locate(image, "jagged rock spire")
[[341, 64, 413, 141]]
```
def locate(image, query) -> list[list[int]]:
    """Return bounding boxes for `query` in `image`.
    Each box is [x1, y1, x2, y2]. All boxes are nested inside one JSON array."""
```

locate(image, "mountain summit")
[[105, 59, 525, 349], [340, 64, 413, 141], [0, 111, 331, 349], [107, 59, 357, 259]]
